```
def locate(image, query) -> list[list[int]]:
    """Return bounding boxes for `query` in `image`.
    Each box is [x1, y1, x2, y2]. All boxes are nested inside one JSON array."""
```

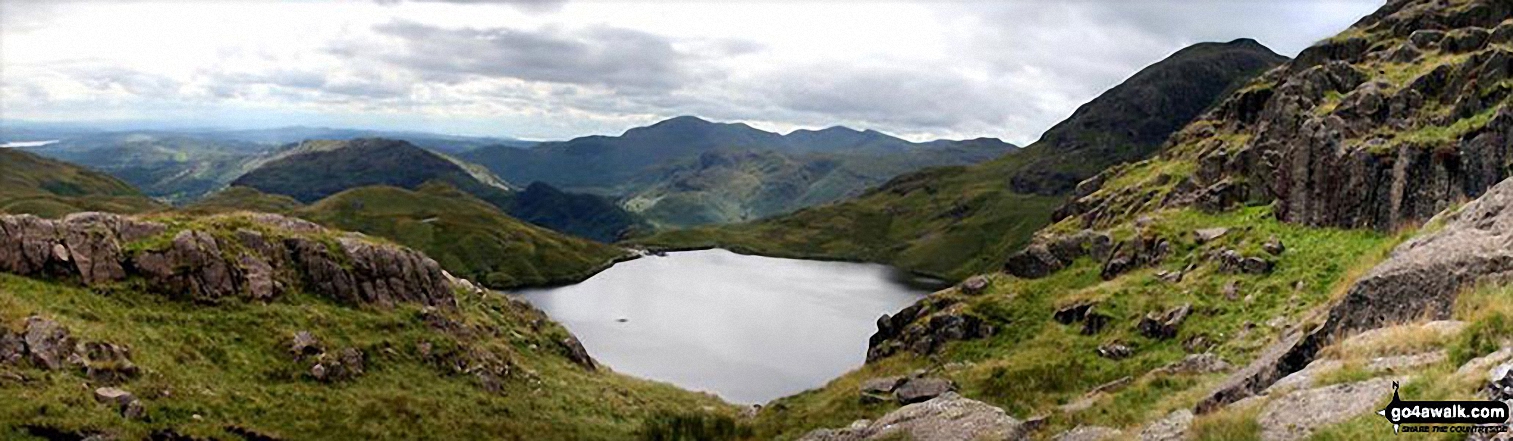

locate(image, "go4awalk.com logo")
[[1378, 381, 1510, 435]]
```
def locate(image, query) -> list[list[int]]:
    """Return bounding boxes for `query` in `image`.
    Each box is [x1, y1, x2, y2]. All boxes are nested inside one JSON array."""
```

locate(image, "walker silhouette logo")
[[1377, 381, 1510, 435]]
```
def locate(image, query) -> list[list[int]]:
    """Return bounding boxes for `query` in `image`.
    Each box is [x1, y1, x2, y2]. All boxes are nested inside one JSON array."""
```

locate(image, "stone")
[[895, 377, 956, 405], [0, 212, 463, 308], [1055, 425, 1123, 441], [0, 330, 23, 364], [1223, 281, 1240, 301], [1004, 244, 1064, 279], [1194, 227, 1229, 244], [1097, 342, 1133, 360], [868, 299, 994, 363], [74, 341, 139, 384], [94, 386, 143, 418], [1053, 302, 1095, 325], [1218, 249, 1274, 275], [1138, 304, 1192, 340], [798, 392, 1027, 441], [1258, 377, 1400, 441], [1263, 236, 1286, 256], [859, 376, 905, 395], [557, 336, 596, 370], [1153, 353, 1233, 376], [22, 316, 74, 370], [1082, 310, 1113, 335], [290, 331, 322, 357], [1139, 409, 1193, 441], [958, 275, 990, 295]]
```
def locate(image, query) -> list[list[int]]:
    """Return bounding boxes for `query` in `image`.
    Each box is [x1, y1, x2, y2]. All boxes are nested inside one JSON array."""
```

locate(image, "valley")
[[6, 0, 1513, 440]]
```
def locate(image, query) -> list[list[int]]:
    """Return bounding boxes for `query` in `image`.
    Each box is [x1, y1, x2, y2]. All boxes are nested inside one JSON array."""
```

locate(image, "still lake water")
[[517, 249, 938, 404]]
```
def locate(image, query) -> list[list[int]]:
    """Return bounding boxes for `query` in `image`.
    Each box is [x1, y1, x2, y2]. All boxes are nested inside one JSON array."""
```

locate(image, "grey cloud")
[[368, 21, 692, 91], [373, 0, 568, 13]]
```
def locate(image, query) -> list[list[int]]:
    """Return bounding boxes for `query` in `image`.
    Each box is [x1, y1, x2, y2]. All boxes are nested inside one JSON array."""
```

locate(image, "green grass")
[[742, 205, 1404, 439], [0, 149, 165, 218], [0, 272, 734, 440], [632, 159, 1065, 281], [298, 183, 630, 289], [187, 184, 630, 290]]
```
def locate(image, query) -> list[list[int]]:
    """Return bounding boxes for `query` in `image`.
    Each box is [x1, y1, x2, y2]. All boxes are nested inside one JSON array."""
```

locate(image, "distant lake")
[[517, 249, 938, 404], [1, 140, 59, 148]]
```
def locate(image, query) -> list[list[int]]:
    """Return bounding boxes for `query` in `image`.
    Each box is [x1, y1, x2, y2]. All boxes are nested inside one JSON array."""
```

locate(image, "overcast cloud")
[[0, 0, 1382, 143]]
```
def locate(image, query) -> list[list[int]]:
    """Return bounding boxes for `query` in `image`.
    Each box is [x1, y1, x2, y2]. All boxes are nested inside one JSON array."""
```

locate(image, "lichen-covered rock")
[[895, 377, 955, 405], [958, 275, 990, 295], [0, 212, 459, 309], [798, 392, 1027, 441], [1138, 304, 1193, 340], [72, 342, 139, 384], [1138, 409, 1193, 441], [868, 297, 994, 363], [1258, 377, 1400, 441], [22, 316, 74, 370], [557, 336, 596, 371]]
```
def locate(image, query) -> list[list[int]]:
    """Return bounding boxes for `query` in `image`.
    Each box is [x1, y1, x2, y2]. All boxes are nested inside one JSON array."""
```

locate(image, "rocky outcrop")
[[1199, 176, 1513, 413], [1004, 230, 1112, 279], [1059, 0, 1513, 233], [0, 212, 457, 308], [1257, 377, 1400, 441], [1137, 303, 1192, 340], [3, 316, 139, 384], [798, 392, 1028, 441], [1138, 409, 1193, 441], [868, 296, 995, 363]]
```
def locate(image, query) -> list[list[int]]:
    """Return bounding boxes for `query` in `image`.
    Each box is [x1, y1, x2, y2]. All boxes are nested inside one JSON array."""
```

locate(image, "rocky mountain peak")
[[1059, 0, 1513, 232]]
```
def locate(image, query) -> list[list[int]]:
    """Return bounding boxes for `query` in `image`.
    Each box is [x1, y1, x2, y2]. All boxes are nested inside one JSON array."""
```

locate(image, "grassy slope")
[[0, 272, 732, 440], [0, 149, 165, 218], [634, 159, 1065, 281], [187, 184, 630, 290], [747, 205, 1405, 439]]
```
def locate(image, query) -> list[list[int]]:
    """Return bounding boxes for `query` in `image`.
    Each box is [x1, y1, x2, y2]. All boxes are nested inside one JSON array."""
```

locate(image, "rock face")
[[1200, 177, 1513, 412], [0, 212, 457, 308], [1138, 409, 1193, 441], [1058, 0, 1513, 233], [798, 392, 1028, 441], [868, 296, 995, 362], [1137, 303, 1193, 340], [1257, 377, 1400, 441], [3, 316, 140, 384], [1004, 230, 1112, 279]]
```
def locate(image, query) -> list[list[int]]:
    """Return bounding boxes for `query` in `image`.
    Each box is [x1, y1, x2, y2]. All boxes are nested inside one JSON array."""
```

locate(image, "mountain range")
[[639, 38, 1289, 279], [459, 117, 1018, 227]]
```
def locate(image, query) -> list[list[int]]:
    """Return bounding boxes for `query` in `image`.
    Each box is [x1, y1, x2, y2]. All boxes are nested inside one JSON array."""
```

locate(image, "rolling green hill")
[[299, 183, 632, 289], [28, 132, 272, 204], [187, 184, 631, 290], [636, 38, 1288, 281], [0, 148, 165, 217], [231, 138, 645, 242]]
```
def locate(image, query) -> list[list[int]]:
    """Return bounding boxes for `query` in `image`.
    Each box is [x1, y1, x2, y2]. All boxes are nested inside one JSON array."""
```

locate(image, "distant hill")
[[188, 183, 628, 288], [231, 138, 643, 241], [203, 126, 535, 152], [0, 148, 165, 217], [637, 39, 1289, 280], [26, 132, 272, 204], [460, 117, 1017, 227]]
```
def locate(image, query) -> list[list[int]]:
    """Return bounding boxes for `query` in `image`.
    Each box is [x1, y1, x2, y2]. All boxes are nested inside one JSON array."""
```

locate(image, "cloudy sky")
[[1, 0, 1382, 144]]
